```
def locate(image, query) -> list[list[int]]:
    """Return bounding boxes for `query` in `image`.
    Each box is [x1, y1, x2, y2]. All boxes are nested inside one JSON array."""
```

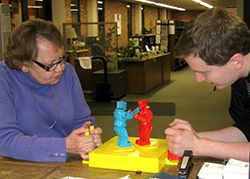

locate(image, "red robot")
[[134, 99, 153, 146]]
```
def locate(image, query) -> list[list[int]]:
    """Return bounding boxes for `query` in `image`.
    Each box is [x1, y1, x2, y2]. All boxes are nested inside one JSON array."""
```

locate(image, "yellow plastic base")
[[83, 136, 179, 173]]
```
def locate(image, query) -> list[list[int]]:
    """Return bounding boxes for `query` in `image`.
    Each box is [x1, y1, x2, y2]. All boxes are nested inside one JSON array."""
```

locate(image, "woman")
[[0, 19, 102, 162]]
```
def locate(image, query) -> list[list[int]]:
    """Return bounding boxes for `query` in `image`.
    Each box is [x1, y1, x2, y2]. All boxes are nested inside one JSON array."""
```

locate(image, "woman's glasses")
[[33, 52, 69, 72]]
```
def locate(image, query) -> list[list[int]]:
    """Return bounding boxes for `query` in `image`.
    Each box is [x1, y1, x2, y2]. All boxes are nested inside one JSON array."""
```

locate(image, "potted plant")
[[117, 39, 156, 62], [99, 26, 118, 66], [117, 39, 142, 61]]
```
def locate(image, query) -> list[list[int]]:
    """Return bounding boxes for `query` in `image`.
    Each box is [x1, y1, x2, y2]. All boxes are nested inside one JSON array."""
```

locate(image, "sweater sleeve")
[[0, 67, 68, 162], [0, 133, 67, 162]]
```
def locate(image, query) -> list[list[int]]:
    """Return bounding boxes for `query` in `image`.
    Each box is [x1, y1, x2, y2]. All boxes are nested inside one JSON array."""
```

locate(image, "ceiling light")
[[28, 6, 43, 8], [135, 0, 155, 4], [192, 0, 213, 9], [135, 0, 185, 11], [156, 3, 185, 11]]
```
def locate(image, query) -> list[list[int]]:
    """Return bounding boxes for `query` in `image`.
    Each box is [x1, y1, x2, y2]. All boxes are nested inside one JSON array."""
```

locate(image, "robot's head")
[[116, 101, 127, 110], [138, 99, 148, 108]]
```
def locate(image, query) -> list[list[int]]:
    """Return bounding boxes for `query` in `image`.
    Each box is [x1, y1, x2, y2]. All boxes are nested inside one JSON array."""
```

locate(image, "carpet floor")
[[87, 101, 176, 116]]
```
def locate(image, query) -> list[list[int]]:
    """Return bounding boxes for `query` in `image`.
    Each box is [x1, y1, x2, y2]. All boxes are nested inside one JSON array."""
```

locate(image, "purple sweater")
[[0, 61, 95, 162]]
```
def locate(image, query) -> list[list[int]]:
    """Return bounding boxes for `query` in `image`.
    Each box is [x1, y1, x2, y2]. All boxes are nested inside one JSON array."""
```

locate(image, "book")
[[145, 172, 182, 179], [197, 158, 249, 179]]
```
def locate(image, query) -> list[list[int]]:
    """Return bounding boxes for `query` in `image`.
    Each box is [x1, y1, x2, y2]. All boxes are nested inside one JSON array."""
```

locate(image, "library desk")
[[119, 52, 171, 94], [65, 48, 91, 69], [0, 155, 221, 179]]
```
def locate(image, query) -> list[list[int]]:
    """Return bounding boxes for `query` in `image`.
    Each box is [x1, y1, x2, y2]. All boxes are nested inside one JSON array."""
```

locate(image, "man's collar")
[[246, 70, 250, 83]]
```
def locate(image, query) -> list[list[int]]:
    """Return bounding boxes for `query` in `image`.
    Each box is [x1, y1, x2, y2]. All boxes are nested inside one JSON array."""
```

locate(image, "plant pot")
[[107, 61, 116, 71]]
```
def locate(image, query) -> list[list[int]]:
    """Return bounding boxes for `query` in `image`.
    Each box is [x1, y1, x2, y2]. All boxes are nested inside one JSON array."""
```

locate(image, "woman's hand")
[[66, 121, 103, 160], [90, 126, 103, 148]]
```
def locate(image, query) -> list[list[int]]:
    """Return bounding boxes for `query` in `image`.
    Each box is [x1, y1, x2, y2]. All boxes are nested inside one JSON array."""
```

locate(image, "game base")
[[82, 136, 179, 173]]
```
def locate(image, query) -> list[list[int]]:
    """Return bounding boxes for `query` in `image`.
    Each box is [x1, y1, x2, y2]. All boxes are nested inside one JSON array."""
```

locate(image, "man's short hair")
[[174, 7, 250, 66]]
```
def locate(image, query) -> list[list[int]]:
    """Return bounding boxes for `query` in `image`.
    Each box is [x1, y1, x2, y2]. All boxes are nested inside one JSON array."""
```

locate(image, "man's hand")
[[165, 118, 199, 157]]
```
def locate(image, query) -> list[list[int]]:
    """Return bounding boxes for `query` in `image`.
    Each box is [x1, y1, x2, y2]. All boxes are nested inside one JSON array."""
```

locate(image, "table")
[[0, 155, 222, 179], [92, 69, 126, 99]]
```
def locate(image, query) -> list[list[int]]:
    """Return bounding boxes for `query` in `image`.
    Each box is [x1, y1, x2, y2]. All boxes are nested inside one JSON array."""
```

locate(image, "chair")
[[91, 44, 106, 57]]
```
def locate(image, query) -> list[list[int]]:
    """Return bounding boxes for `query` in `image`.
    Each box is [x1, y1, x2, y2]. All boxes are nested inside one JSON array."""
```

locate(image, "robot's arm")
[[127, 107, 140, 119], [135, 115, 145, 122], [135, 110, 153, 122]]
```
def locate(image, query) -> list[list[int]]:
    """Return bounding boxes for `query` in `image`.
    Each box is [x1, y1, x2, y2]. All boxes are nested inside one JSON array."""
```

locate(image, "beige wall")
[[65, 0, 88, 23], [80, 0, 88, 22], [64, 0, 203, 47], [144, 6, 158, 34], [65, 0, 72, 23], [78, 0, 88, 39], [104, 0, 128, 48]]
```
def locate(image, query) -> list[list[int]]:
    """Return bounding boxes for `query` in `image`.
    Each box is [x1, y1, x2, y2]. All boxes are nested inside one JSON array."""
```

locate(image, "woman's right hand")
[[66, 121, 95, 160]]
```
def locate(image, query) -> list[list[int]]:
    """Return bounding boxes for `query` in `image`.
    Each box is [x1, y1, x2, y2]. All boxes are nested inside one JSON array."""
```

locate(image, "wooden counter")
[[65, 48, 91, 69], [119, 52, 171, 94]]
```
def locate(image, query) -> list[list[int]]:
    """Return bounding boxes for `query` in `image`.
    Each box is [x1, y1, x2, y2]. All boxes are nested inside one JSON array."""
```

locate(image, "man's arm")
[[194, 137, 249, 161], [195, 126, 249, 161], [165, 119, 249, 162], [198, 126, 248, 142]]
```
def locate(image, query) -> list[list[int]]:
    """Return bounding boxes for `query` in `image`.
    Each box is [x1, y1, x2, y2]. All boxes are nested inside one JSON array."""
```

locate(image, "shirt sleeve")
[[229, 79, 250, 141]]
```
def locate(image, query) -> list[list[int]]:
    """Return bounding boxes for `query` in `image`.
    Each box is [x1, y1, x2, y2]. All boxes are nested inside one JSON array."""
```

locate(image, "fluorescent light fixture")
[[135, 0, 185, 11], [28, 6, 43, 8], [156, 3, 185, 11], [192, 0, 213, 9], [135, 0, 155, 4], [97, 1, 103, 4]]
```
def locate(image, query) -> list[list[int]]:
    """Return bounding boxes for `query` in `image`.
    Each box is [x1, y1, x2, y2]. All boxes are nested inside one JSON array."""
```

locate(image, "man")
[[165, 7, 250, 162]]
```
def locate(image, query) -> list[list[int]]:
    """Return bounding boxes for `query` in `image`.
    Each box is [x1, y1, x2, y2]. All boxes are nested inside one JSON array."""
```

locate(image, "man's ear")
[[230, 53, 244, 70]]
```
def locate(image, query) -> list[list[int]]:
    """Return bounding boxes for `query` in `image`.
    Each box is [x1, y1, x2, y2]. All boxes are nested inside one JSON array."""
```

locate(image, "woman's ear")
[[230, 53, 244, 70], [21, 66, 29, 73]]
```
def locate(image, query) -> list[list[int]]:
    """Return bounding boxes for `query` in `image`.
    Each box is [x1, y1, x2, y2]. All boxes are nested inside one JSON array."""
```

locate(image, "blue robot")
[[113, 101, 139, 147]]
